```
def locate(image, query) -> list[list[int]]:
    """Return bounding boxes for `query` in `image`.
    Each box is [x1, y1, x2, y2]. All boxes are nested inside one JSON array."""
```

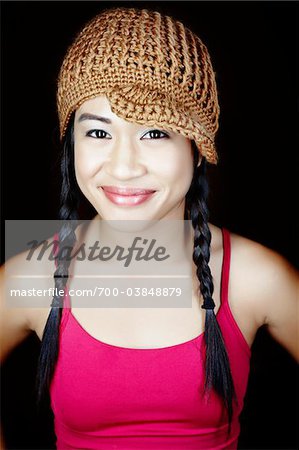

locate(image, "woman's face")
[[73, 96, 196, 221]]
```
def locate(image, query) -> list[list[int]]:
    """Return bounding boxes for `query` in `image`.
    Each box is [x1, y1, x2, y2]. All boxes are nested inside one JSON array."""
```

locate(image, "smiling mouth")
[[100, 186, 157, 206]]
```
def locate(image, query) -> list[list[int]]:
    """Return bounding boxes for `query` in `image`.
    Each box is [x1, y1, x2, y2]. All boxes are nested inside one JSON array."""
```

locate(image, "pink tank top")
[[50, 228, 251, 449]]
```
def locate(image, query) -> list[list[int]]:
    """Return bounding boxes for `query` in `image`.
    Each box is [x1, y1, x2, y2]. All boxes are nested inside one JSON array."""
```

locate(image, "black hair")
[[35, 115, 80, 409], [186, 145, 237, 432], [35, 118, 237, 433]]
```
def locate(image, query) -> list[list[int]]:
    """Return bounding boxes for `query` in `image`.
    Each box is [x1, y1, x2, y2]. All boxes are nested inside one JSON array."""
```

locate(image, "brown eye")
[[86, 129, 112, 139], [142, 129, 169, 139]]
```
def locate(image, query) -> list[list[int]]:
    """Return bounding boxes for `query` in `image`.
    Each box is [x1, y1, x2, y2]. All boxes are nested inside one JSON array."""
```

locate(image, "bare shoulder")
[[0, 238, 56, 360], [208, 223, 299, 356], [229, 230, 299, 360], [229, 231, 298, 323]]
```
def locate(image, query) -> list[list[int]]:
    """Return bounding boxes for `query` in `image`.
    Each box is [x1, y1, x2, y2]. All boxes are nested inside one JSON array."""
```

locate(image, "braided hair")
[[35, 119, 237, 432], [35, 115, 79, 408], [186, 145, 237, 432]]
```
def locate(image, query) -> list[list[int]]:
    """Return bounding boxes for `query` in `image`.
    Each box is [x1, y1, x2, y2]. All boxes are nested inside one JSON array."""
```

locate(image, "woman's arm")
[[231, 235, 299, 362], [0, 263, 35, 450], [256, 249, 299, 362], [0, 264, 33, 364]]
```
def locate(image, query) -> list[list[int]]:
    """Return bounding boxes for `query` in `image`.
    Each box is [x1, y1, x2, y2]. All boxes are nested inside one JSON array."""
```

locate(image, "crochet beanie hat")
[[57, 7, 220, 164]]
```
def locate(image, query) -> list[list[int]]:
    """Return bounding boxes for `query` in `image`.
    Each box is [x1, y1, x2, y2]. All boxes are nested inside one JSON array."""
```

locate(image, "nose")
[[104, 139, 147, 180]]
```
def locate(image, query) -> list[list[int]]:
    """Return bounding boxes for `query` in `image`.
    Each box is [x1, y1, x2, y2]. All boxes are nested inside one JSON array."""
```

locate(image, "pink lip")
[[102, 186, 155, 195], [100, 186, 156, 206]]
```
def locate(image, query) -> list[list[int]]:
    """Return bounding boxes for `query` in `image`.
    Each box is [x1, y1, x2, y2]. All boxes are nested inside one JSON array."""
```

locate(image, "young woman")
[[1, 6, 298, 450]]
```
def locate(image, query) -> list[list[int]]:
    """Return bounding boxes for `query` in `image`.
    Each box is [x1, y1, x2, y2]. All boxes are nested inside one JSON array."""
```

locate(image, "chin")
[[96, 208, 159, 223]]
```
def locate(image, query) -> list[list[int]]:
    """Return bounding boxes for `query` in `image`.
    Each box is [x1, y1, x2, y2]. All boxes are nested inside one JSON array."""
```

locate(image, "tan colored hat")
[[57, 7, 220, 164]]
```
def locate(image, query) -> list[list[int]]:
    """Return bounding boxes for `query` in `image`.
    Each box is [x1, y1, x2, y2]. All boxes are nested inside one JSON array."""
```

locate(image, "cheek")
[[73, 145, 104, 207], [74, 144, 102, 185], [152, 148, 194, 193]]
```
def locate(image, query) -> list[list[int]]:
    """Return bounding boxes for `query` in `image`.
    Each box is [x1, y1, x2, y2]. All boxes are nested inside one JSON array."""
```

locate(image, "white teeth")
[[102, 187, 154, 196]]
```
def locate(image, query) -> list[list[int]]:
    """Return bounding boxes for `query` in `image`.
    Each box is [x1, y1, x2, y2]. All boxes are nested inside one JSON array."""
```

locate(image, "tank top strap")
[[220, 227, 231, 307]]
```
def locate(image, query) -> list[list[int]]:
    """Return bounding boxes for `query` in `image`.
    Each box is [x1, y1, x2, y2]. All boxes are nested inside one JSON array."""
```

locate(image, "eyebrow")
[[78, 113, 112, 124]]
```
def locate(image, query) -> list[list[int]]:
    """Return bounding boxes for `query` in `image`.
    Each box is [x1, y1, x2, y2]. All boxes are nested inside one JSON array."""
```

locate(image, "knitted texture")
[[57, 7, 220, 164]]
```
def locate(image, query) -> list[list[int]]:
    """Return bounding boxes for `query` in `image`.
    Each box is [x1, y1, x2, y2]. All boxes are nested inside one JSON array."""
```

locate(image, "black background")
[[1, 1, 298, 449]]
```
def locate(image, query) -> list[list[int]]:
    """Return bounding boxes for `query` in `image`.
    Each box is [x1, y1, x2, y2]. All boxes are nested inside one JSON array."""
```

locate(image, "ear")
[[197, 154, 203, 167]]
